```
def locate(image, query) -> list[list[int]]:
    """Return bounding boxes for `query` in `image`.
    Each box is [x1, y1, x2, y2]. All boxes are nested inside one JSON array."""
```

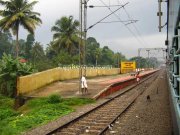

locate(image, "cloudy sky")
[[19, 0, 167, 58]]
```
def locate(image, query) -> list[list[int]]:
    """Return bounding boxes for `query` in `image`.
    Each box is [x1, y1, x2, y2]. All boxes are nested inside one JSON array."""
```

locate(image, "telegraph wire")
[[86, 2, 129, 31], [98, 0, 146, 47], [117, 0, 150, 47], [100, 20, 138, 24], [88, 5, 124, 8]]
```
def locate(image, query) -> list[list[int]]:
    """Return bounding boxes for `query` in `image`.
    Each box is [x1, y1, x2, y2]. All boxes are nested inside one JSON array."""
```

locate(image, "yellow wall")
[[17, 67, 120, 95]]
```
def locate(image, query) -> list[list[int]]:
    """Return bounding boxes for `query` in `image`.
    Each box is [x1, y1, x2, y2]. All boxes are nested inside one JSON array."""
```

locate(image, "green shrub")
[[0, 108, 18, 120], [47, 94, 62, 104]]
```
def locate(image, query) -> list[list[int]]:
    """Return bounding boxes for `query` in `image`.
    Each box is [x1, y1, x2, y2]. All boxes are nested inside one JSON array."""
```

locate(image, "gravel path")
[[105, 70, 172, 135]]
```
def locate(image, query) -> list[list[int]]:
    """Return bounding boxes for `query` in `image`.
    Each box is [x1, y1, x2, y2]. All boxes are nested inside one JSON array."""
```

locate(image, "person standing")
[[135, 71, 140, 84], [81, 75, 88, 94]]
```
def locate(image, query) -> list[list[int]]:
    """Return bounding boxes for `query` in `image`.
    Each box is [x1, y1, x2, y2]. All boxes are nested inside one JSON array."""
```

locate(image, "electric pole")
[[157, 0, 162, 32], [79, 0, 88, 93]]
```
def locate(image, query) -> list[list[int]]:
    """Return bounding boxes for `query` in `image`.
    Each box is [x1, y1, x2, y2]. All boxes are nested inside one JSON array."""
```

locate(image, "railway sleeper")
[[83, 129, 101, 134], [52, 131, 77, 135], [88, 125, 106, 130], [58, 127, 81, 133], [96, 119, 111, 123], [77, 120, 97, 124]]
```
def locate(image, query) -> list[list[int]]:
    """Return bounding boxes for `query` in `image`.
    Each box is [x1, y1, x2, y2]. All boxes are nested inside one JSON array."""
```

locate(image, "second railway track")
[[47, 71, 160, 135]]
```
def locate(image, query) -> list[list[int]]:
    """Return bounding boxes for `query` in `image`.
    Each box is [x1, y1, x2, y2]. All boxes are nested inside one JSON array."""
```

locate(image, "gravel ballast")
[[105, 70, 172, 135]]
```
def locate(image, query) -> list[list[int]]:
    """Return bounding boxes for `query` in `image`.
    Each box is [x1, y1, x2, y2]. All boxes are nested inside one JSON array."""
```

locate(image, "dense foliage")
[[0, 53, 36, 97]]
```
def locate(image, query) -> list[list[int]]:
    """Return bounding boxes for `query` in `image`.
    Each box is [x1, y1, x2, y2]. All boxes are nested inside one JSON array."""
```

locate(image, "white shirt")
[[81, 76, 87, 88]]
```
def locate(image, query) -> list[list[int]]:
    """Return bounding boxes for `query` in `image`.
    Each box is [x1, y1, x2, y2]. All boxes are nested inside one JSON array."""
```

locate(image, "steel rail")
[[98, 72, 159, 135]]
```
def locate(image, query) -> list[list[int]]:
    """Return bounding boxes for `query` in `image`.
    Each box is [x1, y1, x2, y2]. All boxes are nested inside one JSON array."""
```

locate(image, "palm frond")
[[29, 11, 41, 16], [22, 1, 38, 10], [0, 0, 6, 6], [21, 19, 34, 34], [51, 26, 61, 32], [53, 33, 61, 40], [51, 16, 80, 54]]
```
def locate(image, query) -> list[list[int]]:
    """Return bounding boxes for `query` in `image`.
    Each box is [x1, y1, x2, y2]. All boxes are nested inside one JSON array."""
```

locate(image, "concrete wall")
[[17, 67, 120, 95]]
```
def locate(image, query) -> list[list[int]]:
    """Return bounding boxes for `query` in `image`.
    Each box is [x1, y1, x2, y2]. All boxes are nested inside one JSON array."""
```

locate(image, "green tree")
[[130, 56, 148, 68], [31, 42, 45, 65], [18, 39, 26, 57], [95, 48, 102, 67], [46, 41, 58, 59], [114, 52, 127, 68], [0, 53, 35, 97], [0, 0, 42, 57], [11, 39, 27, 58], [99, 46, 114, 65], [0, 31, 13, 58], [86, 37, 101, 66], [52, 50, 79, 66], [30, 42, 54, 71], [51, 16, 79, 54], [25, 34, 35, 59]]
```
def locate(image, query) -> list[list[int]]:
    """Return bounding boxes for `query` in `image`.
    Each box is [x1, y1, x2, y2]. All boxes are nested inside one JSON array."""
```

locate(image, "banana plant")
[[0, 53, 36, 97]]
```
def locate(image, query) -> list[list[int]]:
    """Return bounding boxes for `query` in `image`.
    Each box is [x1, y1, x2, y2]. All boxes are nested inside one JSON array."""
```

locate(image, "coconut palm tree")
[[31, 42, 44, 66], [51, 16, 80, 54], [0, 0, 42, 57]]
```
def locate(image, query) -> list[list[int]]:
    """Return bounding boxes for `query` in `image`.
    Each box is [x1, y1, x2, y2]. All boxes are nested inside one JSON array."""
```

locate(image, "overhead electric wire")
[[86, 2, 129, 31], [119, 1, 150, 47], [88, 5, 124, 8], [99, 0, 146, 47], [100, 20, 138, 24]]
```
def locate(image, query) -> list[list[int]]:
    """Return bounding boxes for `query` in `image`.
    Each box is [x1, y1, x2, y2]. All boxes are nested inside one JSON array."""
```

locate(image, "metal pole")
[[84, 0, 87, 75], [79, 0, 83, 94], [158, 0, 162, 32]]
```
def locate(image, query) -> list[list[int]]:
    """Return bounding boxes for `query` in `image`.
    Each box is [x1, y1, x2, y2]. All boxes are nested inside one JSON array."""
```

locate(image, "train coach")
[[166, 0, 180, 134]]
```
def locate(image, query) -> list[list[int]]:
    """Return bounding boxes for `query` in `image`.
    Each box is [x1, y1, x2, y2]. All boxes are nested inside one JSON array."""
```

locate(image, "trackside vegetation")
[[0, 94, 95, 135]]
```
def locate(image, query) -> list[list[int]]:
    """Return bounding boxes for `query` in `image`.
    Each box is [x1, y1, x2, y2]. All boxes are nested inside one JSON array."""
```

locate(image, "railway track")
[[47, 71, 159, 135]]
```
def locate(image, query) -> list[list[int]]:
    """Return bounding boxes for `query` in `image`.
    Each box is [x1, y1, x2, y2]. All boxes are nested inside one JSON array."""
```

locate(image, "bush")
[[47, 94, 62, 104], [0, 53, 36, 97]]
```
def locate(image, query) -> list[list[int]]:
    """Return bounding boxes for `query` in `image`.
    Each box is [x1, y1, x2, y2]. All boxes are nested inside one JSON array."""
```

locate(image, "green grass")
[[0, 94, 95, 135]]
